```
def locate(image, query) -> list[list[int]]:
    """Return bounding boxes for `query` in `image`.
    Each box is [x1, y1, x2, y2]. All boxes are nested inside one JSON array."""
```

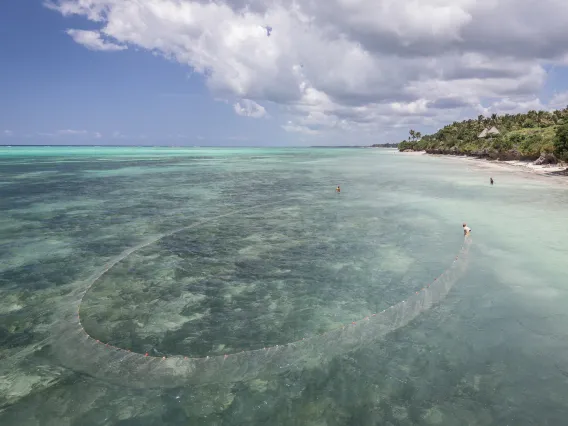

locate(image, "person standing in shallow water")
[[490, 177, 494, 185], [336, 185, 340, 193]]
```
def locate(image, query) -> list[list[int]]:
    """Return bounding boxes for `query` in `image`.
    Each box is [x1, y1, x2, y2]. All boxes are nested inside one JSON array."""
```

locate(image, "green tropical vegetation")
[[397, 108, 568, 163], [370, 143, 399, 148]]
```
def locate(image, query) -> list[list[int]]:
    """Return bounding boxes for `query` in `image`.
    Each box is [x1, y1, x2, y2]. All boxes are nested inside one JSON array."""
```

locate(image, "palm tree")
[[409, 129, 416, 142], [536, 110, 545, 127]]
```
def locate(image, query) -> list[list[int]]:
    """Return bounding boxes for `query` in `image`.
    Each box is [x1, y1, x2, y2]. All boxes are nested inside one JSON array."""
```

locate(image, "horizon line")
[[0, 144, 384, 148]]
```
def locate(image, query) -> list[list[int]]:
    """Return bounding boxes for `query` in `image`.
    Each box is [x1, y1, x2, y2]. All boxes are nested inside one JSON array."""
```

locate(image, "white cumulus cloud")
[[234, 99, 267, 118], [47, 0, 568, 141], [57, 129, 89, 135], [66, 29, 126, 51], [548, 91, 568, 111], [3, 130, 14, 137], [34, 129, 103, 138]]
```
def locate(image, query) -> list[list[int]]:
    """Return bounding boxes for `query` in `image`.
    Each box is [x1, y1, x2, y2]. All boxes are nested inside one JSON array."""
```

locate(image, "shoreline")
[[397, 151, 568, 181]]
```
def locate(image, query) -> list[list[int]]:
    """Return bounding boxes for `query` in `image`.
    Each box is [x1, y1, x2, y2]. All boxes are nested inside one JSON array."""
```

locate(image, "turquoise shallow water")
[[1, 147, 568, 425]]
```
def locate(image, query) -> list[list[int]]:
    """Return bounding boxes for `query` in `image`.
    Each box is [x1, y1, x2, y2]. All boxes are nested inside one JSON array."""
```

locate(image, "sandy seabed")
[[2, 147, 568, 426]]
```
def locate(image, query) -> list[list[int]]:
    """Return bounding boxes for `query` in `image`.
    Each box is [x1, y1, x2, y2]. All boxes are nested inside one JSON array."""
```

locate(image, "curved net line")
[[52, 202, 472, 389]]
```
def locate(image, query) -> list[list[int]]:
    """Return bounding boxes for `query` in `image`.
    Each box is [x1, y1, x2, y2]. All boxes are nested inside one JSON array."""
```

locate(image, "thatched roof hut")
[[487, 126, 500, 136], [478, 126, 500, 138]]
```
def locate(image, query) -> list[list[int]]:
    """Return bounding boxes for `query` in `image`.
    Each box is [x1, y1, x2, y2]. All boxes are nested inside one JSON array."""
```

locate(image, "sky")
[[2, 0, 568, 146]]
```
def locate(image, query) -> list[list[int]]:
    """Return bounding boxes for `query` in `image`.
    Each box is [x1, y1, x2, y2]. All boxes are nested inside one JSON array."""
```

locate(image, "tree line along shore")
[[374, 108, 568, 166]]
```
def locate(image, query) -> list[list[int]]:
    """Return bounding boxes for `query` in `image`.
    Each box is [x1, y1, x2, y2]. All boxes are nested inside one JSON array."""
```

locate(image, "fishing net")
[[52, 203, 472, 389]]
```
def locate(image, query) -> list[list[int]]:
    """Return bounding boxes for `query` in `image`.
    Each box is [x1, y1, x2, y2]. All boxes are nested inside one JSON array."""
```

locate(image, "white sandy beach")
[[398, 150, 568, 181]]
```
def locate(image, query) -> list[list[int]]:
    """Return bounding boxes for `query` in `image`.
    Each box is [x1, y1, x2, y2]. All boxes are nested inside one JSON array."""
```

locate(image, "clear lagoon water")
[[1, 146, 568, 425]]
